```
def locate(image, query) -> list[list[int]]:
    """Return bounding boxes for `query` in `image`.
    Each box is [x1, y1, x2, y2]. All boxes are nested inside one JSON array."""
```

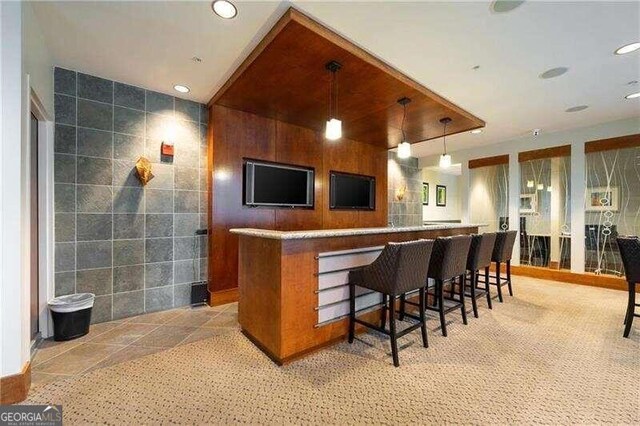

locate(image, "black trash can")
[[48, 293, 95, 341]]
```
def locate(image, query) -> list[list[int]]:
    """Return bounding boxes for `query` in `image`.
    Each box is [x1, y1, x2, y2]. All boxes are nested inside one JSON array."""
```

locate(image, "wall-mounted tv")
[[329, 171, 375, 210], [244, 160, 314, 208]]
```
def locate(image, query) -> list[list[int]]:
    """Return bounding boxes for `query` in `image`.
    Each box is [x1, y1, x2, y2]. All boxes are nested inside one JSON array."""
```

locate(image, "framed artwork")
[[422, 182, 429, 205], [436, 185, 446, 207], [586, 186, 619, 212], [519, 193, 537, 214]]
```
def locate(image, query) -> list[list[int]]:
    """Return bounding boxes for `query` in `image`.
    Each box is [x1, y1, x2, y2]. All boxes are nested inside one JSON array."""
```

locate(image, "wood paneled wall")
[[208, 105, 388, 294]]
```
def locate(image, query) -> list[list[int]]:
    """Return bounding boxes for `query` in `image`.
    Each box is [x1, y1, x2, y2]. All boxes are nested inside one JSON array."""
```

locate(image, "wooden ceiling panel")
[[211, 7, 484, 148]]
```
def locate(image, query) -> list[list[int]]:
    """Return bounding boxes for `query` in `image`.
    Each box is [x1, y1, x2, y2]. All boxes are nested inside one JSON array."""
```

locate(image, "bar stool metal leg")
[[469, 270, 479, 318], [381, 294, 388, 330], [419, 287, 428, 348], [460, 274, 468, 325], [496, 261, 504, 302], [485, 266, 492, 309], [624, 282, 635, 338], [507, 260, 514, 296], [437, 279, 447, 337], [348, 281, 356, 343], [389, 294, 399, 367]]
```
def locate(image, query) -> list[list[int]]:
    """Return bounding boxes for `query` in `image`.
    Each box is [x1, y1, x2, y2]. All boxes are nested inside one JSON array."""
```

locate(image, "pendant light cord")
[[401, 102, 407, 141], [442, 120, 448, 155]]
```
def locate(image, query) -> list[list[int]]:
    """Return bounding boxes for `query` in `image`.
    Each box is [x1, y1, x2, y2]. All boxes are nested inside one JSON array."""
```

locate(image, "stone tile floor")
[[31, 302, 238, 387]]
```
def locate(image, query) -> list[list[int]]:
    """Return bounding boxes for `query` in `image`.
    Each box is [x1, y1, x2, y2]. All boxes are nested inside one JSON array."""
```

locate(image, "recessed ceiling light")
[[173, 85, 190, 93], [615, 42, 640, 55], [565, 105, 589, 113], [625, 92, 640, 100], [212, 0, 237, 19], [491, 1, 525, 13], [471, 129, 483, 134], [539, 67, 569, 79]]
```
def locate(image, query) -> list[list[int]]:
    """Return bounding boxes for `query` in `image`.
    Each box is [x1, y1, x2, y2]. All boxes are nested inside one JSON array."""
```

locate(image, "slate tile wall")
[[53, 67, 209, 323], [387, 153, 423, 227]]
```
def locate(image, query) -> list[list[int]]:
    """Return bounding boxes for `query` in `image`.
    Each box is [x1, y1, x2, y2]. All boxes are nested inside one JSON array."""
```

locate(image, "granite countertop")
[[229, 223, 485, 240]]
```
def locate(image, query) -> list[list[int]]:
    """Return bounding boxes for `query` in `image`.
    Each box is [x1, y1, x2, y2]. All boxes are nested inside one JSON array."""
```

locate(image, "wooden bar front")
[[236, 226, 479, 364]]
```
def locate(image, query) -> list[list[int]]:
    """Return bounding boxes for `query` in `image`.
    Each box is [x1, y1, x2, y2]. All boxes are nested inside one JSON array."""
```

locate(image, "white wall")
[[22, 2, 53, 116], [418, 116, 640, 272], [0, 0, 30, 377], [421, 169, 462, 221]]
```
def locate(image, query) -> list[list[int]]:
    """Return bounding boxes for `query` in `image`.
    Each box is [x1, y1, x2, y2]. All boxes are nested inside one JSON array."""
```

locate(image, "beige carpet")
[[24, 277, 639, 424]]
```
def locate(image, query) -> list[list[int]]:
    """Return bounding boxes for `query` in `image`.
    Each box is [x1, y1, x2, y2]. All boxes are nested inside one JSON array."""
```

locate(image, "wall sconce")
[[395, 184, 407, 201], [135, 157, 154, 186], [162, 120, 178, 157]]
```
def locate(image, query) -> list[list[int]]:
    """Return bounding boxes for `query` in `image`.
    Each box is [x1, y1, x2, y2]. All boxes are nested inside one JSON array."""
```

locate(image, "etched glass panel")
[[469, 163, 509, 233], [519, 156, 571, 269], [585, 146, 640, 276]]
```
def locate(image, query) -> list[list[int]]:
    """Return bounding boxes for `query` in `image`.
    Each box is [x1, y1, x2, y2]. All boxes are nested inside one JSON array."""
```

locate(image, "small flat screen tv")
[[330, 171, 375, 210], [244, 160, 314, 208]]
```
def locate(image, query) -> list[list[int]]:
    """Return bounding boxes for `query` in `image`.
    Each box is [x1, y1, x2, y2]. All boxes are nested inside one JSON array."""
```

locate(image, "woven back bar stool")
[[348, 239, 434, 367], [402, 235, 472, 337], [464, 232, 497, 317], [617, 236, 640, 338], [489, 230, 517, 302]]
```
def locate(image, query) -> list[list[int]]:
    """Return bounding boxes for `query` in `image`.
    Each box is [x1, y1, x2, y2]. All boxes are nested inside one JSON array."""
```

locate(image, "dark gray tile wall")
[[388, 153, 422, 227], [53, 67, 209, 323]]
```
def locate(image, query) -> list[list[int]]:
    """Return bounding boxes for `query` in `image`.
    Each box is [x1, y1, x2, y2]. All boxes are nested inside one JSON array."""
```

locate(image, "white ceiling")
[[33, 1, 640, 157]]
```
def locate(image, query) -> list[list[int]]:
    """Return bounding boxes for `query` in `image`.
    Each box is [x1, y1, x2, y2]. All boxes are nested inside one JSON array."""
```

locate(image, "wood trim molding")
[[468, 154, 509, 169], [518, 145, 571, 162], [1, 362, 31, 404], [585, 133, 640, 153], [500, 264, 633, 292], [209, 288, 239, 306]]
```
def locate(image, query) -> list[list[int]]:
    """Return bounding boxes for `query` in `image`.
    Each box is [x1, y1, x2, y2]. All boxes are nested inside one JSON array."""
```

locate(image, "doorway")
[[30, 112, 40, 342]]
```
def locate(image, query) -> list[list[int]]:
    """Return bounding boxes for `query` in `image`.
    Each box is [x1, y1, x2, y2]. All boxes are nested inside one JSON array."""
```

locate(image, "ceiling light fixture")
[[212, 0, 237, 19], [615, 42, 640, 55], [325, 61, 342, 141], [491, 1, 525, 13], [471, 129, 483, 134], [439, 117, 452, 169], [565, 105, 589, 113], [396, 97, 412, 159], [539, 67, 569, 79], [625, 92, 640, 99], [173, 85, 190, 93]]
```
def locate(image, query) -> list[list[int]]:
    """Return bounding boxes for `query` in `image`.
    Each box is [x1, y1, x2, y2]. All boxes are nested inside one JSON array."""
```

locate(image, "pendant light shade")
[[325, 61, 342, 140], [527, 180, 534, 188], [439, 117, 452, 169], [537, 183, 544, 190], [325, 118, 342, 141], [439, 154, 452, 169], [397, 142, 411, 159], [396, 97, 412, 159]]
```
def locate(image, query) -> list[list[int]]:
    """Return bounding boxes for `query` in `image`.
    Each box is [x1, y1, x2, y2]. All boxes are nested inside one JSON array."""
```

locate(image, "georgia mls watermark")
[[0, 405, 62, 426]]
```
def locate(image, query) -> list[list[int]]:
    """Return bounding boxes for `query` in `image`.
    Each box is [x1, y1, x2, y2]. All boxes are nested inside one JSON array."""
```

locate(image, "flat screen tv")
[[244, 160, 314, 208], [329, 171, 375, 210]]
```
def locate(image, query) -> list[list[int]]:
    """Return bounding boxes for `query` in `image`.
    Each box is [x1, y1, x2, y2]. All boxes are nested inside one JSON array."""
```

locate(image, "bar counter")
[[230, 224, 481, 364]]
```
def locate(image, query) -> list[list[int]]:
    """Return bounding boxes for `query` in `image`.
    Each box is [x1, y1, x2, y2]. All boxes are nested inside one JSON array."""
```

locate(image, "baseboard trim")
[[500, 264, 630, 292], [1, 361, 31, 404], [209, 287, 239, 306]]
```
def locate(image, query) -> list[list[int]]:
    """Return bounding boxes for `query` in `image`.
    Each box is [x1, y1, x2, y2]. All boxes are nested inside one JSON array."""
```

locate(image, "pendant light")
[[325, 61, 342, 140], [439, 117, 452, 169], [397, 97, 411, 159]]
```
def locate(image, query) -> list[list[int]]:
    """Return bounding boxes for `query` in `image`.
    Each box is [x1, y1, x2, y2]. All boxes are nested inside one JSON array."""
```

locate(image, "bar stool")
[[490, 230, 517, 302], [348, 239, 434, 367], [464, 232, 497, 317], [617, 236, 640, 338], [413, 235, 472, 337]]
